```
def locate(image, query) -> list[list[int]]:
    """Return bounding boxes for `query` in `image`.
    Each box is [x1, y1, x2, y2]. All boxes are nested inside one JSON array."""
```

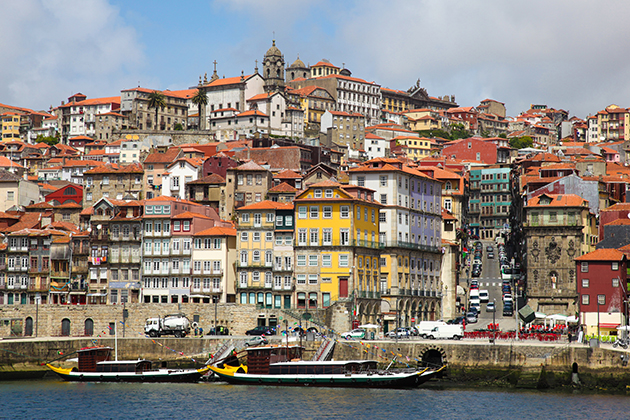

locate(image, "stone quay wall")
[[0, 303, 307, 338]]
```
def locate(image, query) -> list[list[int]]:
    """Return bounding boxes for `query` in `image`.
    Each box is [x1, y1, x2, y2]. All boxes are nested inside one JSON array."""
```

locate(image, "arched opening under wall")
[[24, 317, 33, 336], [61, 318, 71, 337], [420, 347, 446, 369]]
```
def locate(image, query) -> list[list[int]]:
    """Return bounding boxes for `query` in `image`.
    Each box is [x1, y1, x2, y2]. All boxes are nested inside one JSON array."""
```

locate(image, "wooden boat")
[[209, 343, 444, 388], [46, 346, 210, 383]]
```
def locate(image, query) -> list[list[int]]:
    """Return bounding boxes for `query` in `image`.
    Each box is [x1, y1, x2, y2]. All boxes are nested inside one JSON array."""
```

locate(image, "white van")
[[470, 289, 480, 300], [415, 321, 446, 338], [479, 290, 489, 303], [426, 324, 464, 340]]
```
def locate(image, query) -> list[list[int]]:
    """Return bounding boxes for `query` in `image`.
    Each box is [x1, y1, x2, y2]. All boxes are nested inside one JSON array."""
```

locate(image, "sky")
[[3, 0, 630, 119]]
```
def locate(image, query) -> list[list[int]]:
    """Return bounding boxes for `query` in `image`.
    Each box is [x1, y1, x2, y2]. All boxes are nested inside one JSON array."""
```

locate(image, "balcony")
[[379, 241, 440, 253], [358, 291, 381, 299], [50, 270, 70, 278], [352, 240, 381, 249]]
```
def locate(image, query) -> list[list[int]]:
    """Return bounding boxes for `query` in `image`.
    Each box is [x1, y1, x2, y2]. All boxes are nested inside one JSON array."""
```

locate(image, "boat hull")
[[209, 366, 443, 388], [46, 364, 210, 383]]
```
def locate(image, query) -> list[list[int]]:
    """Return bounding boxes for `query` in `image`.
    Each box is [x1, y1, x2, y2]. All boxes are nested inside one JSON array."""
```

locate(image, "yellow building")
[[235, 200, 295, 318], [393, 136, 433, 159], [404, 108, 443, 131], [293, 180, 382, 325], [1, 112, 21, 141], [596, 105, 630, 141]]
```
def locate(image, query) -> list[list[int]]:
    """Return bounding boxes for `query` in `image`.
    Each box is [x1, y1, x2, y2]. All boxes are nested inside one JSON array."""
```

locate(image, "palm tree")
[[147, 90, 166, 130], [191, 88, 208, 130]]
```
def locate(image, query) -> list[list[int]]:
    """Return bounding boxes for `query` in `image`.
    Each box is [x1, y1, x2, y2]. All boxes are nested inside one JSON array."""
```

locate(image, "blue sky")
[[4, 0, 630, 118]]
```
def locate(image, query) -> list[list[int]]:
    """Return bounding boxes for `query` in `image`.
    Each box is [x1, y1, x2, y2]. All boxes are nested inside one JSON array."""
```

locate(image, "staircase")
[[209, 339, 235, 365], [280, 309, 327, 330], [312, 339, 335, 361]]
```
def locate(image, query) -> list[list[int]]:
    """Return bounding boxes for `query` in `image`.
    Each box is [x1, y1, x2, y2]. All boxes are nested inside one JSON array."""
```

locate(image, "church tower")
[[263, 39, 285, 93]]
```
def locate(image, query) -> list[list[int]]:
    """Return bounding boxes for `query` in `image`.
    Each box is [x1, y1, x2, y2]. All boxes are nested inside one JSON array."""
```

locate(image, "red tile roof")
[[575, 248, 625, 262], [194, 226, 237, 237], [526, 193, 588, 208], [237, 200, 294, 211], [84, 163, 143, 175]]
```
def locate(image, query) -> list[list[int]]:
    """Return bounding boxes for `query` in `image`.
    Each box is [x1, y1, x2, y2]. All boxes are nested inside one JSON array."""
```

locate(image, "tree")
[[147, 90, 166, 130], [509, 135, 533, 149], [35, 134, 59, 145], [449, 123, 471, 140], [191, 88, 208, 130]]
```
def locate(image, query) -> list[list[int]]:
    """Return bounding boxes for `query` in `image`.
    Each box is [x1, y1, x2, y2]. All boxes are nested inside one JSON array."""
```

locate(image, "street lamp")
[[597, 298, 601, 344], [492, 298, 496, 345]]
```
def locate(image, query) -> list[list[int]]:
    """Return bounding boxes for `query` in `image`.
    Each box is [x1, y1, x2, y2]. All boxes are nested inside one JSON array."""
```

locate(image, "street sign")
[[411, 318, 416, 323]]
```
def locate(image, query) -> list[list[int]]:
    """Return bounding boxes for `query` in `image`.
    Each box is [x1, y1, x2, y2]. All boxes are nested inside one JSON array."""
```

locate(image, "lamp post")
[[492, 298, 496, 345], [597, 298, 601, 344]]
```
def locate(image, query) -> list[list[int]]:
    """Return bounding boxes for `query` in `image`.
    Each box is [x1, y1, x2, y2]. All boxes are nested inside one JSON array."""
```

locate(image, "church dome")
[[265, 40, 282, 58], [290, 56, 306, 69]]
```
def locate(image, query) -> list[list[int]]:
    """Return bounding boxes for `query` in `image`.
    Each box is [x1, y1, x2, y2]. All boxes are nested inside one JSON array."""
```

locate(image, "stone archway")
[[419, 346, 447, 369]]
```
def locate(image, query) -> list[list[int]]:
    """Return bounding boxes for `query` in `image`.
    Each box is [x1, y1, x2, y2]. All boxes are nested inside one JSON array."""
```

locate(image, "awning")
[[87, 293, 108, 297], [599, 323, 620, 329], [68, 291, 87, 294], [109, 282, 141, 289]]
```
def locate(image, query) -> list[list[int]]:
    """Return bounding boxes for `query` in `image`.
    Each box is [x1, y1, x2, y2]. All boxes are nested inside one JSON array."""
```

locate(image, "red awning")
[[599, 323, 620, 329]]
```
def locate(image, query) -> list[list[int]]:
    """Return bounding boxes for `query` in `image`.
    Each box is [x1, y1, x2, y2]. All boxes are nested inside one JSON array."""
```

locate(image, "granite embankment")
[[2, 336, 630, 390]]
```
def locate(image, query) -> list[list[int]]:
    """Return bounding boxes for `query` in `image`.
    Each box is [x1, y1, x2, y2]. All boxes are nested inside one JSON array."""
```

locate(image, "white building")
[[364, 133, 390, 160], [162, 158, 203, 198], [203, 73, 265, 130]]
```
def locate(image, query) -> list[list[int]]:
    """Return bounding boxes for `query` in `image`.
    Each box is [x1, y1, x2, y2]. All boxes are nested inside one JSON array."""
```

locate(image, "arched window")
[[64, 187, 77, 196], [445, 181, 452, 191], [24, 317, 33, 336], [84, 318, 94, 336], [61, 318, 71, 336], [297, 292, 306, 309]]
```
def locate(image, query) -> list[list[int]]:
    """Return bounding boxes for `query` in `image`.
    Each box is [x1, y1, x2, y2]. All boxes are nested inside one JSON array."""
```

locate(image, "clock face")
[[277, 61, 282, 67]]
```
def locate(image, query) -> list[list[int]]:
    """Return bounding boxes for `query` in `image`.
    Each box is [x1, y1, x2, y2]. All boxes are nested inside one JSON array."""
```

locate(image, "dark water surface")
[[3, 379, 630, 420]]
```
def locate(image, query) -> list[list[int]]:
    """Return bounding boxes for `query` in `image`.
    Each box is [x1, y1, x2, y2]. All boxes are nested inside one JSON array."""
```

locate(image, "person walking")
[[199, 326, 204, 337]]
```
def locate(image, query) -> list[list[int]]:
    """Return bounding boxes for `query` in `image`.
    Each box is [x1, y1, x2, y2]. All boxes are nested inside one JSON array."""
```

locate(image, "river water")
[[4, 379, 630, 420]]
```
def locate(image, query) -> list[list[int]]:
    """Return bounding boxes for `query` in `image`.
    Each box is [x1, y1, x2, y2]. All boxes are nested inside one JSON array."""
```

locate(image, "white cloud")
[[0, 0, 145, 111]]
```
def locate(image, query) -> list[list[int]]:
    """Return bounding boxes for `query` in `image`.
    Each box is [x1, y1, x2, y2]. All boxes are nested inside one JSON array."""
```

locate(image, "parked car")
[[486, 245, 494, 252], [466, 312, 478, 323], [503, 302, 514, 316], [447, 316, 466, 325], [471, 269, 481, 278], [487, 252, 495, 259], [479, 290, 490, 303], [244, 336, 268, 347], [386, 327, 412, 339], [340, 328, 366, 340], [245, 326, 275, 336], [486, 302, 496, 312]]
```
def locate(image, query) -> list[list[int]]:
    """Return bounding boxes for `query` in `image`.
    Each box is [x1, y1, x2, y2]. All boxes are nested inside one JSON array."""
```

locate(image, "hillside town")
[[1, 40, 630, 339]]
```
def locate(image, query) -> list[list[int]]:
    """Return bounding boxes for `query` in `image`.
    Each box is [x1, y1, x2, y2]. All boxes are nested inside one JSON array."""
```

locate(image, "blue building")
[[468, 165, 511, 240]]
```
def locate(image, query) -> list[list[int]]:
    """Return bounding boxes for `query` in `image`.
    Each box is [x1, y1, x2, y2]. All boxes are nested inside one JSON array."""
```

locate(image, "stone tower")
[[286, 54, 309, 82], [263, 40, 285, 93]]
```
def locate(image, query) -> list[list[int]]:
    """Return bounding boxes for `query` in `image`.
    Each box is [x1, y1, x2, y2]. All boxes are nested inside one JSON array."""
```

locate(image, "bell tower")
[[263, 39, 285, 93]]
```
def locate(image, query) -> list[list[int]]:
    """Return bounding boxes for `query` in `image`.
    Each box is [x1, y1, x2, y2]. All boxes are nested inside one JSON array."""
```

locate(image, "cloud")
[[0, 0, 145, 111]]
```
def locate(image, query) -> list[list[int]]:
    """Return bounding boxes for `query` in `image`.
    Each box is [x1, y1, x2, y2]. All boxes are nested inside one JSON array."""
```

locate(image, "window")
[[581, 262, 588, 273], [598, 294, 606, 305], [380, 175, 387, 187], [297, 255, 306, 266], [241, 213, 250, 223], [581, 278, 590, 288], [322, 228, 332, 245], [297, 228, 307, 246], [325, 189, 333, 198], [340, 206, 349, 218], [380, 194, 387, 205], [240, 232, 249, 242], [356, 207, 361, 220], [612, 262, 619, 271], [582, 294, 589, 305], [253, 232, 260, 242], [298, 206, 307, 219], [310, 206, 319, 219], [254, 213, 262, 226], [339, 254, 349, 267], [309, 275, 318, 285], [297, 275, 306, 284], [357, 176, 365, 186], [309, 228, 319, 245], [322, 254, 332, 267], [275, 215, 283, 226], [309, 255, 318, 266], [314, 189, 322, 198], [323, 206, 332, 219], [267, 213, 275, 223]]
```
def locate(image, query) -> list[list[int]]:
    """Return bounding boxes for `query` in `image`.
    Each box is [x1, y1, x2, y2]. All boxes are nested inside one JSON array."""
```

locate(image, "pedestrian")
[[194, 326, 198, 337], [568, 332, 572, 343], [199, 326, 203, 337]]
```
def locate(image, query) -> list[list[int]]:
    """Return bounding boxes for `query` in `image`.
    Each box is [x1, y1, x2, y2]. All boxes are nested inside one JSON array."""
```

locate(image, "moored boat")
[[209, 343, 444, 388], [46, 346, 209, 383]]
